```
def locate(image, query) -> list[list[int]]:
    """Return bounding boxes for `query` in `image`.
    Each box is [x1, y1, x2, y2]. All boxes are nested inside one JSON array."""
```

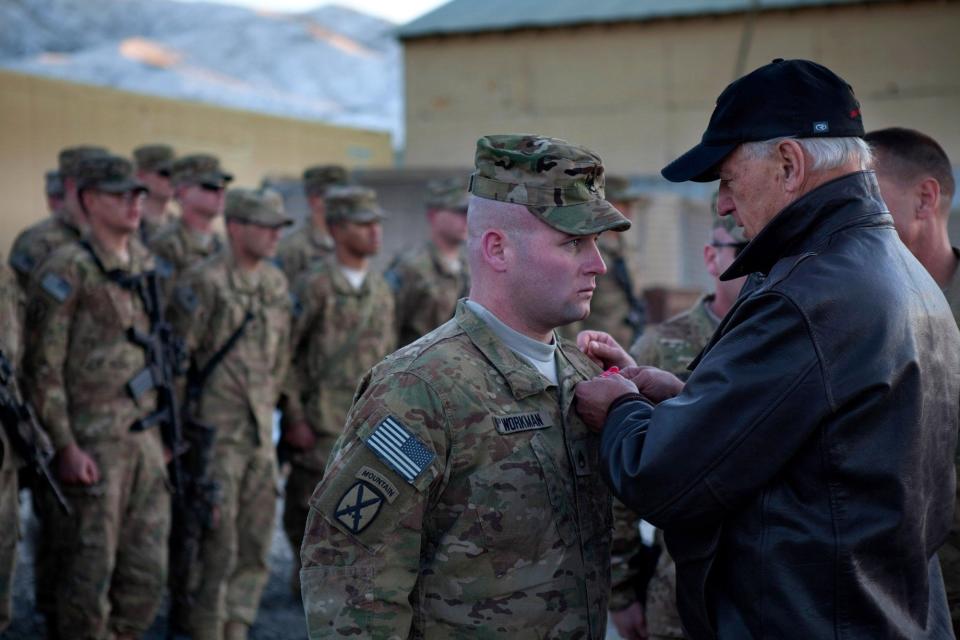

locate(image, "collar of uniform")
[[943, 247, 960, 326], [84, 232, 148, 273], [178, 218, 220, 255], [692, 293, 722, 339], [455, 300, 553, 400], [309, 224, 334, 252], [53, 209, 82, 238], [427, 240, 463, 278], [721, 171, 889, 281], [329, 259, 369, 297], [225, 249, 264, 294]]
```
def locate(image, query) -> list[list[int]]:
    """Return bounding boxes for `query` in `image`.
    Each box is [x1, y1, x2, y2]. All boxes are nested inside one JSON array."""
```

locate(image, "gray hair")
[[742, 136, 873, 172]]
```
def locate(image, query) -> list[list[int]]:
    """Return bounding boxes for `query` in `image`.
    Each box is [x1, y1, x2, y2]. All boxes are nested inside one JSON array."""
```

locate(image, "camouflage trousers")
[[0, 468, 18, 632], [188, 442, 276, 640], [281, 435, 336, 595], [55, 432, 171, 639], [940, 489, 960, 637]]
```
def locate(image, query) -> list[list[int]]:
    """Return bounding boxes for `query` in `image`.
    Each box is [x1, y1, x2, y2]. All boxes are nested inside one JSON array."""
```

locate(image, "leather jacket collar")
[[721, 170, 891, 281]]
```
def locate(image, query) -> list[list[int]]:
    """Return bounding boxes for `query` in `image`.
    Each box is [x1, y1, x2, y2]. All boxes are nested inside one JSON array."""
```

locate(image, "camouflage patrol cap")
[[45, 170, 64, 197], [224, 188, 293, 228], [605, 176, 643, 204], [325, 186, 385, 224], [58, 145, 109, 179], [303, 164, 348, 196], [133, 144, 175, 175], [76, 154, 146, 194], [171, 153, 234, 187], [425, 176, 468, 212], [468, 134, 631, 235]]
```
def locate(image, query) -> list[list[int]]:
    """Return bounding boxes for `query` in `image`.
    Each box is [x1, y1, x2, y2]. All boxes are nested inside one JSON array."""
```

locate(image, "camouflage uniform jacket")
[[23, 236, 158, 451], [299, 301, 613, 639], [148, 217, 224, 281], [385, 241, 470, 347], [580, 231, 643, 347], [274, 223, 334, 284], [8, 212, 83, 291], [284, 259, 395, 466], [0, 264, 23, 472], [168, 252, 291, 448], [612, 294, 719, 637]]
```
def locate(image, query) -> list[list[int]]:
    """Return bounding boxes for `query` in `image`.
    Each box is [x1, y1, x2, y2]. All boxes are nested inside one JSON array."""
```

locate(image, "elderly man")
[[298, 135, 630, 638], [576, 59, 959, 639]]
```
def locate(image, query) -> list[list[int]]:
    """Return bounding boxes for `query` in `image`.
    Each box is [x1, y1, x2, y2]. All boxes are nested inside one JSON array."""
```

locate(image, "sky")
[[172, 0, 449, 24]]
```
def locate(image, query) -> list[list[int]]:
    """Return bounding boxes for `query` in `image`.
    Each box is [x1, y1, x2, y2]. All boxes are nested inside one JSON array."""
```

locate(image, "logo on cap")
[[813, 122, 830, 134]]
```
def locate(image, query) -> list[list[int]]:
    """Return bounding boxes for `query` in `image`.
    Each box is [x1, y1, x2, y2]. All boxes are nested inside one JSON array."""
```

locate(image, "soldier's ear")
[[480, 229, 509, 272]]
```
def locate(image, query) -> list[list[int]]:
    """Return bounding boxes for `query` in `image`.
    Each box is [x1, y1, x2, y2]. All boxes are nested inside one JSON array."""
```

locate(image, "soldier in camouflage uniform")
[[599, 210, 747, 640], [133, 143, 178, 244], [385, 176, 470, 347], [299, 134, 630, 638], [0, 263, 23, 633], [168, 189, 293, 640], [8, 145, 108, 291], [44, 169, 66, 219], [274, 165, 348, 283], [576, 176, 645, 347], [281, 185, 395, 598], [22, 154, 171, 640], [149, 153, 232, 282], [864, 127, 960, 636]]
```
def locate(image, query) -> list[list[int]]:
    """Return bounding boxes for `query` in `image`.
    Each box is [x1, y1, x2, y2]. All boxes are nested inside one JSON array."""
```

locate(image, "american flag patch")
[[364, 416, 435, 484]]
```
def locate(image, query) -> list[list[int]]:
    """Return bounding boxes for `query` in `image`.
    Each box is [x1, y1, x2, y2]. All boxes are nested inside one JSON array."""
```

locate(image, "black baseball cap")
[[662, 59, 865, 183]]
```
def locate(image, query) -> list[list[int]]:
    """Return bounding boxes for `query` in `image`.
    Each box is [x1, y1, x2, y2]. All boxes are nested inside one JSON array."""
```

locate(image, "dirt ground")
[[6, 495, 623, 639], [5, 496, 308, 639]]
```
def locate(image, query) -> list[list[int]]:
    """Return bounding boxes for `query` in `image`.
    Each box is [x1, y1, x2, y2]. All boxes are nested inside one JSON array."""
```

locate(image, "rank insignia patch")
[[334, 480, 384, 535]]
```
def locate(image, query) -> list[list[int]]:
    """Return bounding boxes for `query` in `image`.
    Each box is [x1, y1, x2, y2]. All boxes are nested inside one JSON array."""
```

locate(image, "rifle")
[[167, 308, 251, 639], [125, 270, 187, 496], [0, 350, 71, 514], [611, 256, 647, 341]]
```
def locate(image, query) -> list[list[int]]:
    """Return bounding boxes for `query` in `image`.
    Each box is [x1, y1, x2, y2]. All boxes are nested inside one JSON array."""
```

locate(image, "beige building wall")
[[402, 1, 959, 288], [402, 1, 959, 174], [0, 70, 393, 255]]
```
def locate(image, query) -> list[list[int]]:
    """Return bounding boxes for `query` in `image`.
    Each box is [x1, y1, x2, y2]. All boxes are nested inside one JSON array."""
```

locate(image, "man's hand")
[[57, 442, 101, 485], [620, 366, 685, 404], [577, 330, 637, 370], [610, 601, 648, 640], [283, 420, 317, 451], [574, 374, 639, 432]]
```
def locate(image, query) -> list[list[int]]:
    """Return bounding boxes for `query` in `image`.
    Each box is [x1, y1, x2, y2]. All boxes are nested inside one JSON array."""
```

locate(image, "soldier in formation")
[[602, 209, 748, 640], [0, 263, 23, 633], [864, 126, 960, 636], [133, 143, 178, 244], [385, 176, 470, 347], [150, 153, 232, 282], [575, 176, 646, 347], [274, 164, 347, 284], [298, 134, 629, 638], [8, 146, 108, 291], [281, 185, 395, 598], [23, 154, 171, 639], [168, 188, 293, 640]]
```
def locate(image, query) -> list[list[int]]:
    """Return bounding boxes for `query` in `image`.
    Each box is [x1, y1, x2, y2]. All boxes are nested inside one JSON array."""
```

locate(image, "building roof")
[[397, 0, 895, 39]]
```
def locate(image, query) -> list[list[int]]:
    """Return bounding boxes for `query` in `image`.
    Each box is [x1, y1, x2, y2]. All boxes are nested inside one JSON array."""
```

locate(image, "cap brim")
[[661, 142, 738, 183], [534, 199, 631, 235], [99, 178, 147, 194]]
